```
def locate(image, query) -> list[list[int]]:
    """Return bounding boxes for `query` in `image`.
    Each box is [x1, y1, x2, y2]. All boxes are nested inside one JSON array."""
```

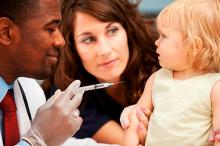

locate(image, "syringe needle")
[[113, 81, 126, 85]]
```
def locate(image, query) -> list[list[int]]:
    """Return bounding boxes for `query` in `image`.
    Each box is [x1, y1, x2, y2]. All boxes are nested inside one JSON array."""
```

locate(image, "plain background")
[[139, 0, 172, 18]]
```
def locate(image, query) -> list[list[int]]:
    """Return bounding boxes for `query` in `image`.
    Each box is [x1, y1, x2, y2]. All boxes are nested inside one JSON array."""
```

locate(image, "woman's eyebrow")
[[76, 32, 92, 38], [105, 22, 114, 29]]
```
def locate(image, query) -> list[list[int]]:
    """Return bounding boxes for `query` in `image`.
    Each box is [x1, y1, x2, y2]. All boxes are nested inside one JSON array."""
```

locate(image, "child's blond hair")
[[156, 0, 220, 72]]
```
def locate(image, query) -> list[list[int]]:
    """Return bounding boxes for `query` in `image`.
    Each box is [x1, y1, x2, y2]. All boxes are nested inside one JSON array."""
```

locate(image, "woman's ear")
[[0, 17, 14, 45]]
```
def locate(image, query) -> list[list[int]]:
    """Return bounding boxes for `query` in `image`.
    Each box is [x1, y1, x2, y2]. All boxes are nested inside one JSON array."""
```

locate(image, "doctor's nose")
[[53, 29, 65, 48]]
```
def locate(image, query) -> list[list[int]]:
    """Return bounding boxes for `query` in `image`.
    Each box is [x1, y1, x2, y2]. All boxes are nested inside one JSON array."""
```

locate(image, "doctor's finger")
[[61, 80, 81, 101], [65, 80, 81, 93], [39, 89, 62, 111], [69, 90, 84, 110], [70, 116, 83, 135], [51, 89, 62, 101]]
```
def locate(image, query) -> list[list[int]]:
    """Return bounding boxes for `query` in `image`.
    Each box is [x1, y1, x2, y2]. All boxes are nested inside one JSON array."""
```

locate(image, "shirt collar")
[[0, 77, 13, 102]]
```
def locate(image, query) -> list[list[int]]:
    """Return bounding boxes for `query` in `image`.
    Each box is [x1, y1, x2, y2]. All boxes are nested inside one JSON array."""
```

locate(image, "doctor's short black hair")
[[0, 0, 40, 23]]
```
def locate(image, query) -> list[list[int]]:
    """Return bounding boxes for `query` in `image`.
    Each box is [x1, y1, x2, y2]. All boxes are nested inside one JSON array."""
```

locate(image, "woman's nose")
[[97, 38, 111, 56]]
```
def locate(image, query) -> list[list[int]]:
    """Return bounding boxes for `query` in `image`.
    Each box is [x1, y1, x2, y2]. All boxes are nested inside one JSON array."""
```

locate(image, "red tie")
[[0, 91, 20, 146]]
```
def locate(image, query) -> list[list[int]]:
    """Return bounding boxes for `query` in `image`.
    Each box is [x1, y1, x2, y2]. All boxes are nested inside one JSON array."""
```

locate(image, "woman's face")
[[73, 12, 129, 83]]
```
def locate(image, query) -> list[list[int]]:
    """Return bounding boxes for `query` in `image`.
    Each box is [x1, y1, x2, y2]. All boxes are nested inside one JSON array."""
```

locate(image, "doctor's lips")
[[47, 52, 59, 63], [47, 52, 58, 58], [48, 47, 60, 57], [98, 59, 117, 67]]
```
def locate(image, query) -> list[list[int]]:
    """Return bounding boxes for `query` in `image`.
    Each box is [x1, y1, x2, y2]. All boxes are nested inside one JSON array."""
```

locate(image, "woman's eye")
[[108, 27, 118, 35], [82, 36, 95, 44]]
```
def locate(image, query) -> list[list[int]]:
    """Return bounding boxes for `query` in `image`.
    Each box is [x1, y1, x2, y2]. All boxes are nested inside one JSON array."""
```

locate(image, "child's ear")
[[195, 37, 204, 53], [0, 18, 14, 45]]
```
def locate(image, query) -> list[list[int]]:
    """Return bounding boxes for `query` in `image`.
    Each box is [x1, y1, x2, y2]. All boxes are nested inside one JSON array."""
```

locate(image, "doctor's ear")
[[0, 17, 15, 45]]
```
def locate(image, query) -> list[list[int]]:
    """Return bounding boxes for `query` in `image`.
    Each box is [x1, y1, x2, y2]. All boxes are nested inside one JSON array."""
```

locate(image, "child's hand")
[[209, 129, 220, 142], [120, 105, 151, 129]]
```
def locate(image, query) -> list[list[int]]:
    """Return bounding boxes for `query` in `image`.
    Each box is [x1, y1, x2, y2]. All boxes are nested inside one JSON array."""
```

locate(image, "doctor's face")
[[73, 12, 129, 83], [11, 0, 65, 80]]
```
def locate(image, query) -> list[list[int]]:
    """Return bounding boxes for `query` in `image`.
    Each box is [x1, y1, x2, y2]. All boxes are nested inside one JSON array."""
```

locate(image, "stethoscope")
[[17, 79, 32, 121]]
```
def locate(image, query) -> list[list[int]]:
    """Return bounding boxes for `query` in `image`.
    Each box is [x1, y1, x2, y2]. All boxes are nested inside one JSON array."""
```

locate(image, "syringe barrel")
[[94, 83, 106, 89], [79, 83, 114, 91], [80, 85, 96, 91]]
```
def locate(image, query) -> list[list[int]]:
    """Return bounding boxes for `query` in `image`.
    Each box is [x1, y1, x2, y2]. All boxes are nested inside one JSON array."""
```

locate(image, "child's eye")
[[160, 33, 166, 38]]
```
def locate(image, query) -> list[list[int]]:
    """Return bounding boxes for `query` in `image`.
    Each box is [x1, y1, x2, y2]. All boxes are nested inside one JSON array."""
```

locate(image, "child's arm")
[[136, 72, 156, 111], [211, 80, 220, 146], [121, 72, 156, 146]]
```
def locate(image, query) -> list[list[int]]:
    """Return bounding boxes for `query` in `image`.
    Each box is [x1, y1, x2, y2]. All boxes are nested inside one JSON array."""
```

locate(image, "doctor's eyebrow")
[[44, 19, 61, 27]]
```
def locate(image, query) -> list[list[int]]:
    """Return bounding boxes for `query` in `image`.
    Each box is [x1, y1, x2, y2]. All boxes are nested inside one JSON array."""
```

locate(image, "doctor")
[[0, 0, 86, 145]]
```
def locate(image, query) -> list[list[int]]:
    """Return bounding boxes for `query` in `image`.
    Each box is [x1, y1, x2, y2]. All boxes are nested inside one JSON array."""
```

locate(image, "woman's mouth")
[[98, 59, 117, 67]]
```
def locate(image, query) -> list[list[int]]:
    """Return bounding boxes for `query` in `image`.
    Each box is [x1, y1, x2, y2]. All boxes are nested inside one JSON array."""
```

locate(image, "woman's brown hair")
[[43, 0, 159, 104]]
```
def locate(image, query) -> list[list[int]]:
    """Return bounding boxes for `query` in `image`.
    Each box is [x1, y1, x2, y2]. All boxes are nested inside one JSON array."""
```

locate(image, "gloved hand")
[[22, 80, 84, 146]]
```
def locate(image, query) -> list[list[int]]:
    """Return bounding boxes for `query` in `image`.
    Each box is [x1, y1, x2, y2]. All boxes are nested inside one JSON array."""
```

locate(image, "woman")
[[43, 0, 159, 144]]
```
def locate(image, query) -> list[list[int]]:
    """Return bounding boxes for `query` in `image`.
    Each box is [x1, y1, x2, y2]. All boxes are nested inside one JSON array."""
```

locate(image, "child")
[[121, 0, 220, 145]]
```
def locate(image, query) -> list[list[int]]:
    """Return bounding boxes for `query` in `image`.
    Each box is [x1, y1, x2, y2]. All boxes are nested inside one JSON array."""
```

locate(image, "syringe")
[[79, 82, 114, 92]]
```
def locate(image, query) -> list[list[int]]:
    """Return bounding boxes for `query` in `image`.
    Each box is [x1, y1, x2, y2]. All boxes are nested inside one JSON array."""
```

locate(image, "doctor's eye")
[[46, 27, 57, 34]]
